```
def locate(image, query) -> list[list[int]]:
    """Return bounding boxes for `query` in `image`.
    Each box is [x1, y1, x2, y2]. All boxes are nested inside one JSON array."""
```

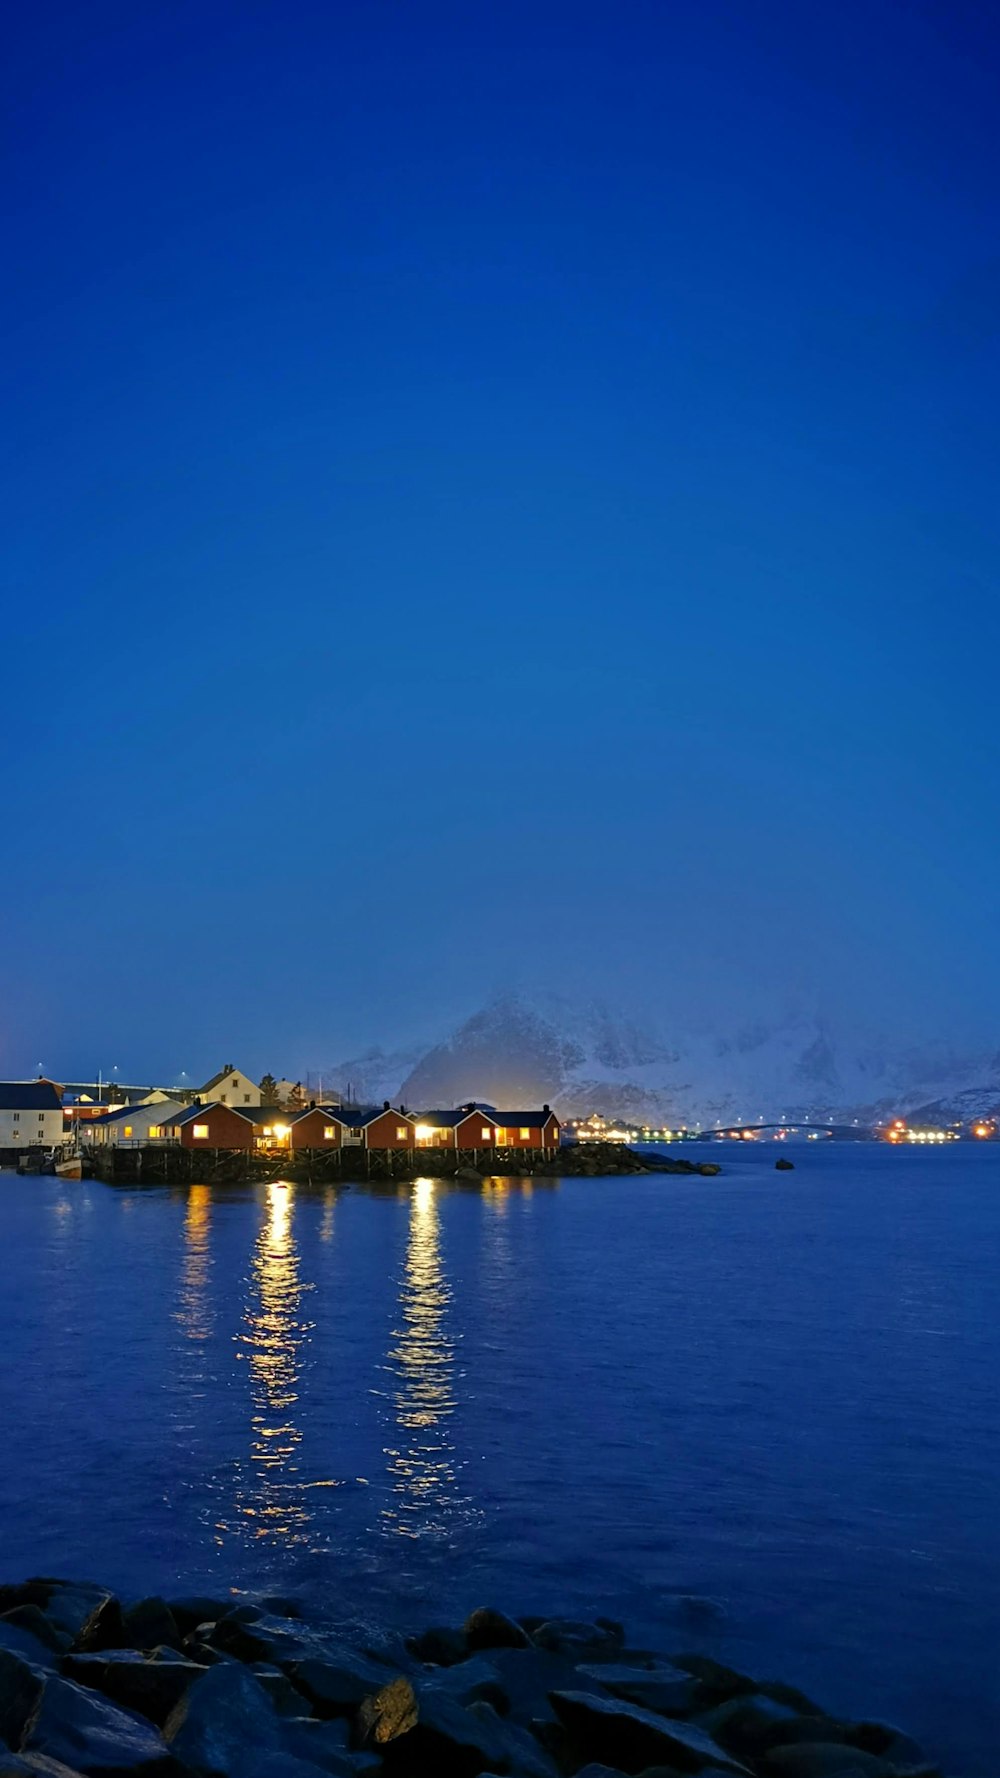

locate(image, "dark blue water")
[[3, 1148, 998, 1773]]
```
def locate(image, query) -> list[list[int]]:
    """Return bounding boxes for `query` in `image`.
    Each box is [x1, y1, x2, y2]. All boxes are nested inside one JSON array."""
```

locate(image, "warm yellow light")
[[413, 1177, 435, 1211], [272, 1123, 290, 1142], [414, 1124, 434, 1141], [975, 1123, 991, 1138]]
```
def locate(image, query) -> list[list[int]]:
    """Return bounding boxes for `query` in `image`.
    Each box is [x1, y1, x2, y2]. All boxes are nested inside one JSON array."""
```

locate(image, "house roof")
[[336, 1104, 415, 1129], [200, 1066, 254, 1093], [0, 1080, 63, 1112], [164, 1101, 246, 1127], [290, 1104, 343, 1125], [494, 1111, 559, 1125], [228, 1103, 288, 1124], [418, 1104, 500, 1127], [87, 1100, 184, 1127]]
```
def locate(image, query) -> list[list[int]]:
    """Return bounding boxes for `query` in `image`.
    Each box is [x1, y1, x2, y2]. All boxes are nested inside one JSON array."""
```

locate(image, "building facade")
[[0, 1080, 65, 1150], [162, 1102, 255, 1149], [290, 1106, 344, 1149], [490, 1109, 561, 1147], [336, 1104, 416, 1150], [198, 1066, 261, 1108], [87, 1099, 187, 1146], [414, 1103, 560, 1149]]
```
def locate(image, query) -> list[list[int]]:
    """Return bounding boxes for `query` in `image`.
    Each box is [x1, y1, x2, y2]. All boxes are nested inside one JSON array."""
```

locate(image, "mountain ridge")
[[317, 994, 999, 1126]]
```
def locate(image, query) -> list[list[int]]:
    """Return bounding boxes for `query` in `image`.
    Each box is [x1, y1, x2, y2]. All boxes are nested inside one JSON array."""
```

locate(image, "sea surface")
[[3, 1145, 998, 1773]]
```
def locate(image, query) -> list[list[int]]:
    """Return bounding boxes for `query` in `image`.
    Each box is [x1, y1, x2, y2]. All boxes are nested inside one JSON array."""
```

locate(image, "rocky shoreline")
[[536, 1144, 721, 1179], [0, 1578, 948, 1777]]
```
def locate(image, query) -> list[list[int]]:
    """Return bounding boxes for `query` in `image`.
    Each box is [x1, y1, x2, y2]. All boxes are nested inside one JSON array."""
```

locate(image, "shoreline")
[[19, 1141, 723, 1187], [0, 1576, 947, 1777]]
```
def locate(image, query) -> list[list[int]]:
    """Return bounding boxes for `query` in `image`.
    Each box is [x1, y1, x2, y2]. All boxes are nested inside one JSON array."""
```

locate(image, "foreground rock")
[[0, 1579, 949, 1778], [550, 1689, 751, 1774], [164, 1663, 283, 1769], [24, 1675, 180, 1775]]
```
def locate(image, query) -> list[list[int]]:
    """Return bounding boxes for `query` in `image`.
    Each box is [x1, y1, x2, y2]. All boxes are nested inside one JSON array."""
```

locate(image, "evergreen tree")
[[259, 1072, 279, 1103]]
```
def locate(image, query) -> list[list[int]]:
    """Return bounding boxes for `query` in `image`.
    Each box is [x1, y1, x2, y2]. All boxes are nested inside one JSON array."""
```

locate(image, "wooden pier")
[[86, 1144, 560, 1185]]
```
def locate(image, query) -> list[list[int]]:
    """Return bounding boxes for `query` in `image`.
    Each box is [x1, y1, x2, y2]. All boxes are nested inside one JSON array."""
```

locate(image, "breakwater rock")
[[0, 1577, 947, 1778], [538, 1144, 722, 1179]]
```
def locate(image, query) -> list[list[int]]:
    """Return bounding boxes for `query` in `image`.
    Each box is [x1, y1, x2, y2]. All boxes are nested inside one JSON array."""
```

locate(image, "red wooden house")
[[289, 1105, 344, 1150], [342, 1103, 416, 1150], [163, 1101, 254, 1150], [490, 1106, 560, 1148], [415, 1103, 561, 1149]]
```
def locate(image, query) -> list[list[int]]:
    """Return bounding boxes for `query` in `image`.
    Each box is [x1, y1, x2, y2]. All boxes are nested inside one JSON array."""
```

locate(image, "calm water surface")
[[3, 1147, 999, 1773]]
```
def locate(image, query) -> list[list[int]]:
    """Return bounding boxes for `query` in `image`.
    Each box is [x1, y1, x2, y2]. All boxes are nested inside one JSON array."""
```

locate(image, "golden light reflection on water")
[[320, 1185, 337, 1244], [224, 1181, 315, 1547], [176, 1184, 213, 1345], [381, 1178, 466, 1538]]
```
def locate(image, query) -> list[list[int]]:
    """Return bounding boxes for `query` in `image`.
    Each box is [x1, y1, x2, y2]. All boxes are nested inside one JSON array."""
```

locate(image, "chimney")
[[543, 1104, 550, 1114], [383, 1100, 390, 1111]]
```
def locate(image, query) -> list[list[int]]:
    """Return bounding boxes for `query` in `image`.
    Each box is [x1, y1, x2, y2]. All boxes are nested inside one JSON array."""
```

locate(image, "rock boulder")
[[164, 1663, 280, 1773], [549, 1690, 750, 1775]]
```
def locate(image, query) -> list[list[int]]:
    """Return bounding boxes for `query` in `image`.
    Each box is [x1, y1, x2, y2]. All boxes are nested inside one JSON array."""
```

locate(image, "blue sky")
[[2, 0, 998, 1079]]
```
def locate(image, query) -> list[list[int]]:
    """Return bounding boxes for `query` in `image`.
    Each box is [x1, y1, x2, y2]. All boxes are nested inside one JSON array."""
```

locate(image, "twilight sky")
[[3, 0, 999, 1082]]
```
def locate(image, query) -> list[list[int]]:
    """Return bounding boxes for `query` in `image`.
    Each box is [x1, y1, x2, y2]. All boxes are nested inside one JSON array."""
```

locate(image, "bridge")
[[694, 1123, 871, 1141]]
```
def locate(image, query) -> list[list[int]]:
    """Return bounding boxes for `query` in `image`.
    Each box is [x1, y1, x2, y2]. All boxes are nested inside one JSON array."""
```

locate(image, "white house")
[[198, 1065, 261, 1108], [0, 1080, 66, 1150], [86, 1098, 187, 1147]]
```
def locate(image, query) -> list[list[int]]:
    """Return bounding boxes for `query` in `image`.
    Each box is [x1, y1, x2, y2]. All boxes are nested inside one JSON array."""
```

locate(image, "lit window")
[[149, 1126, 160, 1139], [396, 1126, 407, 1140], [124, 1126, 133, 1137], [481, 1127, 492, 1141], [192, 1124, 209, 1139], [520, 1127, 530, 1140], [323, 1127, 335, 1140], [262, 1126, 273, 1136]]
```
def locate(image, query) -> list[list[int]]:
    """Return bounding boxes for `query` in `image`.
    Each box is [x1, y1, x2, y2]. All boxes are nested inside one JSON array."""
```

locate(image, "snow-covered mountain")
[[318, 994, 1000, 1126], [317, 1044, 426, 1108], [900, 1083, 1000, 1127]]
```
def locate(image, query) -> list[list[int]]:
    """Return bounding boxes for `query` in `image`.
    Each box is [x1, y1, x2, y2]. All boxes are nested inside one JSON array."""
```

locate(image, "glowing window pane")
[[192, 1124, 209, 1139]]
